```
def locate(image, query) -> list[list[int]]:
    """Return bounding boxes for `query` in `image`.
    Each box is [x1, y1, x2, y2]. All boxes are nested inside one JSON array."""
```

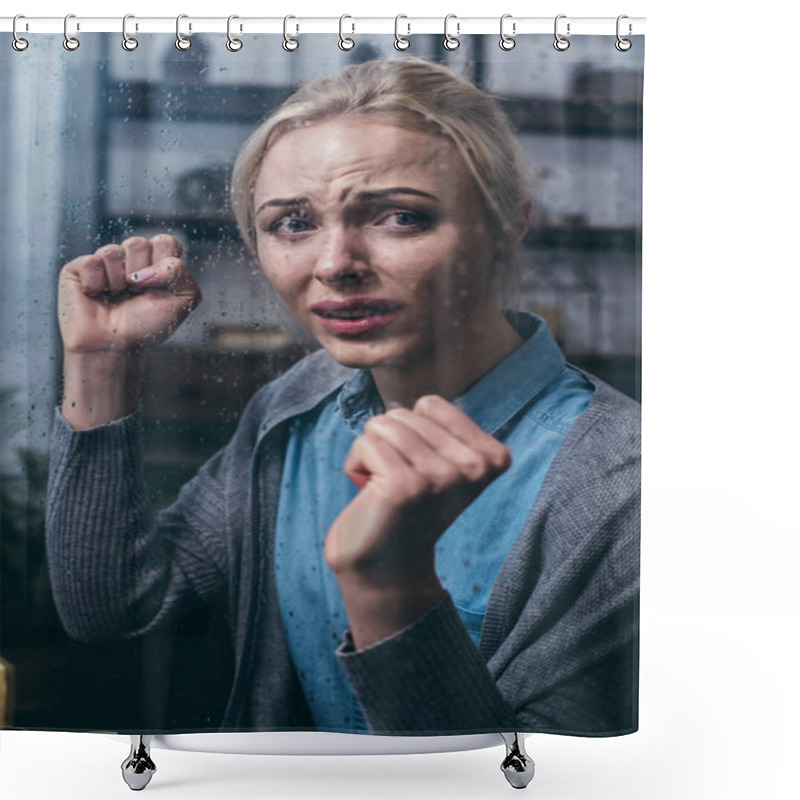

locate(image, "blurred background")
[[0, 33, 642, 731]]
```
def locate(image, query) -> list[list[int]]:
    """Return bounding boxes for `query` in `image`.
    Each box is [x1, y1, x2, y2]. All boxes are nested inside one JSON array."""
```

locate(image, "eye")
[[394, 211, 424, 226], [377, 209, 432, 230], [280, 218, 312, 233], [263, 212, 315, 238]]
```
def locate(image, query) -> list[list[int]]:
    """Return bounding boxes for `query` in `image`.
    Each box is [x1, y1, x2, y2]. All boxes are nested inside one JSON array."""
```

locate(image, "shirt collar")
[[335, 312, 565, 435], [336, 369, 384, 434]]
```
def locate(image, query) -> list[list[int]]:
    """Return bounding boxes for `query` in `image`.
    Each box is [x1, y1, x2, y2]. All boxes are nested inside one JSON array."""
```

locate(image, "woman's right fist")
[[58, 234, 201, 355]]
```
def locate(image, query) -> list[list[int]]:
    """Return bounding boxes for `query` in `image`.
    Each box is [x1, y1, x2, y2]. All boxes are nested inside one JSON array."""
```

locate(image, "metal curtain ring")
[[122, 14, 138, 51], [12, 14, 29, 51], [553, 14, 570, 51], [443, 14, 460, 51], [175, 14, 191, 50], [394, 15, 410, 50], [499, 14, 516, 50], [63, 13, 80, 51], [338, 15, 355, 51], [283, 15, 299, 51], [227, 15, 243, 51], [616, 14, 632, 51]]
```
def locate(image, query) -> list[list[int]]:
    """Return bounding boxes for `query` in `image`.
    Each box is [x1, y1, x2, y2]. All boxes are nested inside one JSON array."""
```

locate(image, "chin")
[[320, 336, 422, 371]]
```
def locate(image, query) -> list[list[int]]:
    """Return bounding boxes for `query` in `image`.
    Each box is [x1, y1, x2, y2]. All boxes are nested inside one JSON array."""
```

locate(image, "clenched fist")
[[324, 394, 511, 648], [58, 234, 201, 355], [58, 235, 201, 429]]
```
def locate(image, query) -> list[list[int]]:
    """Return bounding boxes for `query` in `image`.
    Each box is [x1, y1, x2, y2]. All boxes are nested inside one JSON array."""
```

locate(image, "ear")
[[516, 201, 532, 243], [493, 202, 531, 256]]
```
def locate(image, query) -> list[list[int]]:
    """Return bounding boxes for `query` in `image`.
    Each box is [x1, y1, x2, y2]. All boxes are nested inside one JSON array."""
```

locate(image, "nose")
[[312, 224, 369, 287]]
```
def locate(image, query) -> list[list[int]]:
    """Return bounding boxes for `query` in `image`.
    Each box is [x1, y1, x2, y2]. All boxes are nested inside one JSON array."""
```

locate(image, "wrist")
[[336, 566, 446, 650], [62, 350, 144, 429]]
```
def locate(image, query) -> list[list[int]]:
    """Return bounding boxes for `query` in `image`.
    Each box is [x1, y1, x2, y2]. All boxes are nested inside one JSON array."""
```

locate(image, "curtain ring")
[[12, 14, 29, 51], [63, 13, 80, 51], [283, 15, 299, 51], [499, 14, 516, 51], [553, 14, 570, 51], [338, 15, 355, 51], [616, 15, 632, 51], [175, 14, 191, 50], [227, 15, 243, 51], [394, 15, 410, 50], [122, 14, 138, 51], [443, 14, 460, 51]]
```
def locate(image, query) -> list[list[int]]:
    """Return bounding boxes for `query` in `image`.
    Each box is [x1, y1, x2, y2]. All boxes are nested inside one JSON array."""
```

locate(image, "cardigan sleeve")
[[336, 386, 640, 737], [488, 395, 641, 737], [336, 592, 518, 735], [46, 408, 229, 642], [495, 483, 640, 736], [336, 480, 639, 737]]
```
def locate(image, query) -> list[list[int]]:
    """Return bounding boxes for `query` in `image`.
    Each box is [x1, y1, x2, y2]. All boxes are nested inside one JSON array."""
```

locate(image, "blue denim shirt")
[[274, 313, 594, 732]]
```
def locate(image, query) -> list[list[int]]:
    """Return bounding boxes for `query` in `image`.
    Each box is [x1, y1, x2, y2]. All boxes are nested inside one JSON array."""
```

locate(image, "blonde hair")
[[231, 58, 532, 284]]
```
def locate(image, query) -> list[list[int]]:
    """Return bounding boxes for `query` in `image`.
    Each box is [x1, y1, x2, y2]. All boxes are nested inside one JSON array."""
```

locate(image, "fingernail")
[[131, 268, 157, 283]]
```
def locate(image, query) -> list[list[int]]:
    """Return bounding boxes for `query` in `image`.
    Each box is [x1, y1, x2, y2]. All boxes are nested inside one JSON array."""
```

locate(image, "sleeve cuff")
[[53, 404, 142, 433], [336, 592, 516, 734]]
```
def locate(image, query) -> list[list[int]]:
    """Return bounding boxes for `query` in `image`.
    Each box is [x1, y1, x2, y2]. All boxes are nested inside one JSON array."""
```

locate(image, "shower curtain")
[[0, 26, 643, 739]]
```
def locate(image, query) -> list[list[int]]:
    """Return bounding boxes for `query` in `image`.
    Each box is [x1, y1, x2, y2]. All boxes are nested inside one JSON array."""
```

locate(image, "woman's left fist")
[[324, 395, 511, 583]]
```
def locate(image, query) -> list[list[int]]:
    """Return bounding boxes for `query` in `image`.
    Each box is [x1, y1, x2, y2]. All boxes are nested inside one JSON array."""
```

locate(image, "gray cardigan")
[[46, 348, 640, 737]]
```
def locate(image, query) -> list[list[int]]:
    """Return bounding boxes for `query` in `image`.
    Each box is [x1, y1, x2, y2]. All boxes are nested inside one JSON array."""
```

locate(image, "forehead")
[[253, 117, 469, 202]]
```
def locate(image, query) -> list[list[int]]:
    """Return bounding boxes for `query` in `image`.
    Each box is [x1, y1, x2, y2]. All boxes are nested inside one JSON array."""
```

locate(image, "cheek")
[[429, 256, 495, 318], [259, 273, 299, 316], [389, 250, 478, 302], [257, 248, 307, 303]]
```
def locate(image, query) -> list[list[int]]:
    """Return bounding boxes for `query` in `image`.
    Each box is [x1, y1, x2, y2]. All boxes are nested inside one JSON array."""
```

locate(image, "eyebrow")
[[254, 187, 438, 217], [254, 197, 308, 216], [357, 187, 438, 202]]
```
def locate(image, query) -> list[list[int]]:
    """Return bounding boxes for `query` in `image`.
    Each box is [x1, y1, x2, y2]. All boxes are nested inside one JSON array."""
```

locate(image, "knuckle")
[[123, 235, 150, 251], [413, 394, 440, 414], [60, 257, 85, 277], [488, 444, 512, 473], [460, 453, 487, 481], [431, 464, 459, 493], [363, 417, 380, 434], [95, 243, 122, 258], [364, 415, 391, 435], [83, 259, 107, 277], [151, 233, 178, 248]]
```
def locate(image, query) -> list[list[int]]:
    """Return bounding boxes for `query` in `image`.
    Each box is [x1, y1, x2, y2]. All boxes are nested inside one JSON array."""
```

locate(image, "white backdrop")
[[2, 1, 798, 799]]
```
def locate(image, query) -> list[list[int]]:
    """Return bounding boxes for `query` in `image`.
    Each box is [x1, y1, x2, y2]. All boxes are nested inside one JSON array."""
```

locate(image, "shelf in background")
[[104, 82, 642, 138]]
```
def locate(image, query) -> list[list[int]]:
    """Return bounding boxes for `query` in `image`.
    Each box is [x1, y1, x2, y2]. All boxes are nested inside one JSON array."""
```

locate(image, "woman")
[[47, 58, 640, 736]]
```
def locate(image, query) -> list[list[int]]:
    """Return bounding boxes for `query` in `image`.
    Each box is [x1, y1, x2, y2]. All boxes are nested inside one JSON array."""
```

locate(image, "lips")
[[310, 298, 404, 336]]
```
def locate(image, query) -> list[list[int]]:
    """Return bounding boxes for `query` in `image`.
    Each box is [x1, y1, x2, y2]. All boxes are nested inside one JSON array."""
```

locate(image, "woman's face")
[[253, 116, 499, 371]]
